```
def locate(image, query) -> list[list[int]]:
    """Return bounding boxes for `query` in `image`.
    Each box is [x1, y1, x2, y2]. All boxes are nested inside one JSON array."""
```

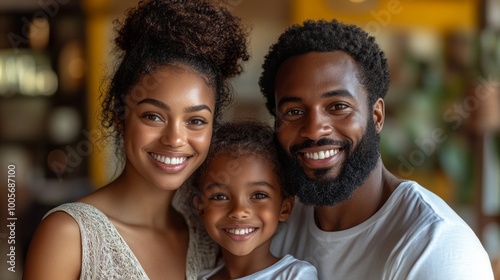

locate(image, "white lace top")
[[44, 185, 218, 280]]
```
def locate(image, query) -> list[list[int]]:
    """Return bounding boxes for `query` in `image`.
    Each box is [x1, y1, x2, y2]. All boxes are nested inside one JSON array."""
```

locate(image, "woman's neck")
[[79, 168, 181, 231]]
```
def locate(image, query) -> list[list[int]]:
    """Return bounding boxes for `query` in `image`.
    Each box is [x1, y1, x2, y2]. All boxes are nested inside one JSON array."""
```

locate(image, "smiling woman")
[[124, 67, 216, 190], [22, 1, 249, 280]]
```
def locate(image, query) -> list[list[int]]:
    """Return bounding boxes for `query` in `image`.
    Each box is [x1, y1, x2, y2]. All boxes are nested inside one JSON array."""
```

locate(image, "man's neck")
[[313, 162, 401, 231]]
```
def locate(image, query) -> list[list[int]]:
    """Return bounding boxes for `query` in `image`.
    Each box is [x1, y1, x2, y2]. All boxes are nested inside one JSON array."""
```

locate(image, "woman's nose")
[[160, 121, 187, 147]]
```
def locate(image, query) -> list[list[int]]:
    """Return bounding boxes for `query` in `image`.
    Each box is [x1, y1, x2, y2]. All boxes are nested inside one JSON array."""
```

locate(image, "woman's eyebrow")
[[185, 104, 212, 114], [137, 98, 212, 113], [137, 98, 169, 110]]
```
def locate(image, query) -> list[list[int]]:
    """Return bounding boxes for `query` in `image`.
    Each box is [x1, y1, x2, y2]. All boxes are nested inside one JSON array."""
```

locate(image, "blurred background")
[[0, 0, 499, 279]]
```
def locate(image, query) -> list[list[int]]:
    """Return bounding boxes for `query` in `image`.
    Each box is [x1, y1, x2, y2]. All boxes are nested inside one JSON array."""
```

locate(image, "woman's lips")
[[149, 152, 191, 173]]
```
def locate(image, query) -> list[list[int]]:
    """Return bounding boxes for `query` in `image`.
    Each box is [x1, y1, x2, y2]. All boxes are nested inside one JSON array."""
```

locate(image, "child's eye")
[[210, 193, 228, 200], [252, 192, 268, 199]]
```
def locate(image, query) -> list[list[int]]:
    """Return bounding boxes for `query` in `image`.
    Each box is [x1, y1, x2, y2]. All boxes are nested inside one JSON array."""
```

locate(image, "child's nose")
[[228, 200, 250, 219]]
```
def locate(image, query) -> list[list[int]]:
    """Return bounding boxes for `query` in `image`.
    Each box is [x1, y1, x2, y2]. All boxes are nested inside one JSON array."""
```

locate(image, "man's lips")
[[303, 148, 339, 160], [298, 146, 343, 169]]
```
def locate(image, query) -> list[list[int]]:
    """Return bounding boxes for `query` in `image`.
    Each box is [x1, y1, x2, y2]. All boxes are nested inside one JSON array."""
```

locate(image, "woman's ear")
[[372, 98, 385, 134], [193, 195, 204, 216], [278, 196, 295, 222]]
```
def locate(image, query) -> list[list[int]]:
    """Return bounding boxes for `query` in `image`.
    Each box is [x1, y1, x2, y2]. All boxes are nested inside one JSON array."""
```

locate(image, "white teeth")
[[151, 153, 187, 165], [304, 149, 338, 160], [225, 228, 255, 235]]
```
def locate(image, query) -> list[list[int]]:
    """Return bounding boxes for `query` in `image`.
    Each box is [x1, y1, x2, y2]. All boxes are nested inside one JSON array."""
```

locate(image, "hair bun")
[[114, 0, 249, 78]]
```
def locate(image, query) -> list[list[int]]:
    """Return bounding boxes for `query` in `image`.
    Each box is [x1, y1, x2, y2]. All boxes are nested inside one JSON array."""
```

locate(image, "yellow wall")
[[83, 0, 111, 188], [291, 0, 479, 33]]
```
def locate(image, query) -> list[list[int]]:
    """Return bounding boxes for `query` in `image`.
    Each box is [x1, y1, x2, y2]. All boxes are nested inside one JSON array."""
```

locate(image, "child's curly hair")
[[101, 0, 249, 146], [191, 120, 291, 198]]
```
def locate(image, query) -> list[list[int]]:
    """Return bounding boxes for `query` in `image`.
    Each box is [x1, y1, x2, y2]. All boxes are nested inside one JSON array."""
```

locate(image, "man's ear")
[[193, 195, 204, 216], [278, 196, 295, 222], [372, 98, 385, 134]]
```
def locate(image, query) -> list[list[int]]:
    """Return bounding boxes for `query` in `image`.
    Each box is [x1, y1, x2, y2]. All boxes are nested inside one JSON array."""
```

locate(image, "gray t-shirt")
[[271, 180, 494, 280], [197, 254, 318, 279]]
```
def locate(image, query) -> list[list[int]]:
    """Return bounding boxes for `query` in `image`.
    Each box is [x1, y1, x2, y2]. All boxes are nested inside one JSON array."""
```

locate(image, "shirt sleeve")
[[296, 264, 318, 280], [389, 220, 494, 280]]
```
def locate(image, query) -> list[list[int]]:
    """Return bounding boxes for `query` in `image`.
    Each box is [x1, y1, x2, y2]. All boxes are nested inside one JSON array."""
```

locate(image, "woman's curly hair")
[[101, 0, 249, 146], [259, 19, 390, 116], [190, 120, 291, 198]]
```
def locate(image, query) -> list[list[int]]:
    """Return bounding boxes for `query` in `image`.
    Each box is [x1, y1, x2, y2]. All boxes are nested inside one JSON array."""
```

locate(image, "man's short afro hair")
[[259, 19, 390, 116]]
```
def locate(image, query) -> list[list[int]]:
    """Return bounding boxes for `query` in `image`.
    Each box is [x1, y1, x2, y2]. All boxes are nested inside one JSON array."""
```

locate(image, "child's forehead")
[[202, 152, 278, 180], [211, 150, 270, 164]]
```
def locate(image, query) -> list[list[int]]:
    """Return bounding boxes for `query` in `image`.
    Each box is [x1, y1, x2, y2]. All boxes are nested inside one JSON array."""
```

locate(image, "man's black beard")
[[276, 119, 380, 207]]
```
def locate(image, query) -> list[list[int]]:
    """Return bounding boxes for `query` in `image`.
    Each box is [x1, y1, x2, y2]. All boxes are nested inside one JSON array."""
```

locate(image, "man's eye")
[[281, 109, 304, 121], [285, 109, 303, 116], [330, 104, 348, 110]]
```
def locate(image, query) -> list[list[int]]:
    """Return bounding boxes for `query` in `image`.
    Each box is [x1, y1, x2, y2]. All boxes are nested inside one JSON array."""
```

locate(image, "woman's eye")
[[252, 192, 268, 199], [142, 113, 163, 122], [188, 118, 208, 126], [210, 193, 228, 200]]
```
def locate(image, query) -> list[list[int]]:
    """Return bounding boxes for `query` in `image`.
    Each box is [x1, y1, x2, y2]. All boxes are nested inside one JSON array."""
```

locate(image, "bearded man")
[[259, 19, 494, 280]]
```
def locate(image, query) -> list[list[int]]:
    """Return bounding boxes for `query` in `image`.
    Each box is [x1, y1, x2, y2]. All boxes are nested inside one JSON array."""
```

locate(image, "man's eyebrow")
[[277, 96, 302, 109], [277, 89, 354, 109], [321, 89, 354, 99], [137, 98, 212, 113]]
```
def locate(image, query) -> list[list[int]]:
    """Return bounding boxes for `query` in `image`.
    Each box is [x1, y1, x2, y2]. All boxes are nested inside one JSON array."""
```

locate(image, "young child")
[[192, 121, 318, 280]]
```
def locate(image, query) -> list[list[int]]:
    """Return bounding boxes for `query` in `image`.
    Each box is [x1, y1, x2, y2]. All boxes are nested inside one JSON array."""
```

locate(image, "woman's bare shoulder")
[[23, 210, 82, 280]]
